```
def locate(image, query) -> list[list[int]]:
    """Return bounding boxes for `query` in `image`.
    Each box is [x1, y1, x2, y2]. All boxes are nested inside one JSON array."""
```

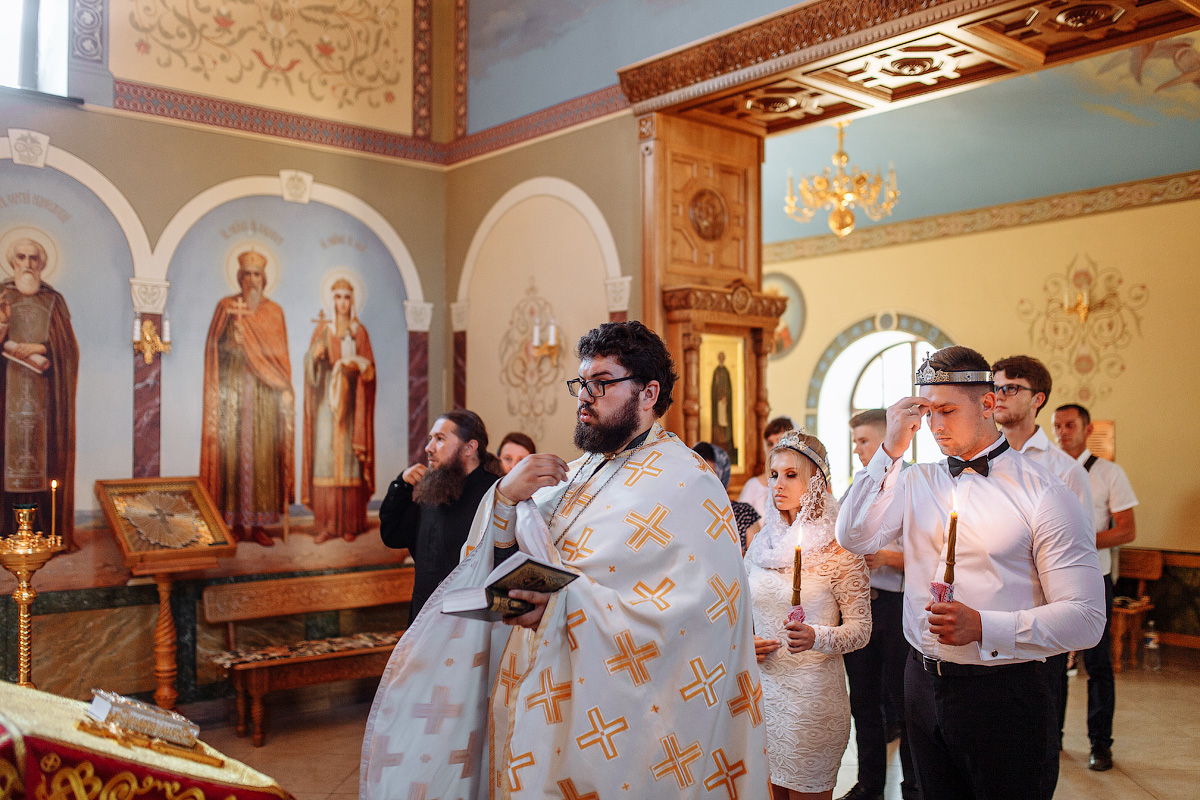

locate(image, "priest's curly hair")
[[576, 321, 678, 417]]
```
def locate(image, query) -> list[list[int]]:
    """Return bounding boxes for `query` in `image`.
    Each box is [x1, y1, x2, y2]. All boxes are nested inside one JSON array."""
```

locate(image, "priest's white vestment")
[[361, 424, 767, 799]]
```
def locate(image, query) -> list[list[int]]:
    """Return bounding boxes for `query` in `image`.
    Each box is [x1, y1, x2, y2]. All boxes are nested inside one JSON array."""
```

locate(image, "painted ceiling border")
[[110, 81, 629, 167], [763, 170, 1200, 263]]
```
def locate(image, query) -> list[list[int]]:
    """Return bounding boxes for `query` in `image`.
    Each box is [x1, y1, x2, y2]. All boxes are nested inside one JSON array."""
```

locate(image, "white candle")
[[548, 319, 558, 347], [532, 318, 542, 347], [162, 313, 171, 343], [133, 313, 142, 342]]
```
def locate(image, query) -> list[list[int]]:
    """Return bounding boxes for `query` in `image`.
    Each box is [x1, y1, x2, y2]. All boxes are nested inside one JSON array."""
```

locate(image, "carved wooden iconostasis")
[[635, 112, 786, 490], [621, 0, 1200, 491]]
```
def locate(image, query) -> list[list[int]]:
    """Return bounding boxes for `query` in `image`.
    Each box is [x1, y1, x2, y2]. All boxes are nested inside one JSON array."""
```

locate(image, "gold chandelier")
[[783, 120, 899, 238]]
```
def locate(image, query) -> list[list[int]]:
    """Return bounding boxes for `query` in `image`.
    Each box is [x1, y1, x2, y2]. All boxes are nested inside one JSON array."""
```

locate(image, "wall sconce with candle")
[[530, 315, 561, 367], [133, 312, 171, 364]]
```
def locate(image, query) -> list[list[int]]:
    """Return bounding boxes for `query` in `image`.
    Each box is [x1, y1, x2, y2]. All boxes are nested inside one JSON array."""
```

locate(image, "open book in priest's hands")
[[441, 551, 579, 621]]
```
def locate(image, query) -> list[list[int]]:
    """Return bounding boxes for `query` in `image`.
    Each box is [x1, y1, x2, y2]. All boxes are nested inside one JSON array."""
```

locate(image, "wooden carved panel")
[[963, 0, 1200, 66], [806, 32, 1016, 103], [683, 78, 867, 136], [640, 113, 761, 332], [668, 152, 748, 276], [203, 568, 414, 622]]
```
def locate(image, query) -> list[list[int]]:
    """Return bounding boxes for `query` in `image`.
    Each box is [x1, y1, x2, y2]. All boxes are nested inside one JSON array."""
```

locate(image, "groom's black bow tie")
[[948, 439, 1010, 478]]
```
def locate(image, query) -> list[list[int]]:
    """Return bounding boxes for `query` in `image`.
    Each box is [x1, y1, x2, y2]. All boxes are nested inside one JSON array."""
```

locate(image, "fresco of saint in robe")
[[199, 248, 294, 547], [302, 275, 375, 542], [0, 234, 78, 545]]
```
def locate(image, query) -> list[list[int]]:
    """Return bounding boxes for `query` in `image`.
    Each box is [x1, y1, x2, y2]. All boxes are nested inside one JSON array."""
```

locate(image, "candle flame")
[[951, 487, 956, 514], [51, 479, 58, 490]]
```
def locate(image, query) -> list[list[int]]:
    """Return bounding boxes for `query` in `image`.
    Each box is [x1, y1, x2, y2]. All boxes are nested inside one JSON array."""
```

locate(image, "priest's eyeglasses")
[[566, 376, 637, 398], [993, 384, 1035, 397]]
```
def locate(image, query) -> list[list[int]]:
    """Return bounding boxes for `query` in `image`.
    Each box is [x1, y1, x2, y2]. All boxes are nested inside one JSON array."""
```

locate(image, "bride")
[[746, 430, 872, 799]]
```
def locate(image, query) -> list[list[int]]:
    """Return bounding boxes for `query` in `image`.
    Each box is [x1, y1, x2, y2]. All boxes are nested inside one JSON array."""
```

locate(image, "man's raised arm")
[[838, 396, 925, 554]]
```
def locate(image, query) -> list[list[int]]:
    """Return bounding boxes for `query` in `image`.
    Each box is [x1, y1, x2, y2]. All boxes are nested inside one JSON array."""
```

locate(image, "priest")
[[362, 321, 766, 800]]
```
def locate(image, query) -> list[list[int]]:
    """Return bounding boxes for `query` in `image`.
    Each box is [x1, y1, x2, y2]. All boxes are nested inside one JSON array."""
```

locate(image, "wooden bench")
[[203, 567, 413, 746], [1111, 548, 1163, 672]]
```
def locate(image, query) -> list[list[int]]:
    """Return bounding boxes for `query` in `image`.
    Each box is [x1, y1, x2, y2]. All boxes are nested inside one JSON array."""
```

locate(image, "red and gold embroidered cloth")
[[0, 682, 290, 800]]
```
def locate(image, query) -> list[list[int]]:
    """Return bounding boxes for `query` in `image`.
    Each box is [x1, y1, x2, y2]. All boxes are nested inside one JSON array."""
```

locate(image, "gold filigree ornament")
[[1017, 254, 1148, 403], [37, 760, 210, 800], [119, 492, 204, 549], [2, 757, 25, 800]]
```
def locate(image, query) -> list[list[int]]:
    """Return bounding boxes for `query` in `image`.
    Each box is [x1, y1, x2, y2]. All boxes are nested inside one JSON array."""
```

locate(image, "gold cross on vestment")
[[705, 574, 741, 627], [556, 778, 600, 800], [727, 671, 763, 727], [604, 629, 660, 686], [704, 749, 749, 799], [624, 505, 672, 551], [679, 656, 727, 708], [524, 667, 572, 724], [575, 706, 629, 760], [631, 577, 676, 611], [651, 734, 704, 789], [448, 730, 483, 779], [412, 685, 462, 734], [622, 450, 664, 486], [703, 499, 737, 543]]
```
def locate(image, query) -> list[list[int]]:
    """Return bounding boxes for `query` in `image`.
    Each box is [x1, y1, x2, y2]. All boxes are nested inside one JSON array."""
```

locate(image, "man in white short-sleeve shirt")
[[1053, 402, 1138, 772]]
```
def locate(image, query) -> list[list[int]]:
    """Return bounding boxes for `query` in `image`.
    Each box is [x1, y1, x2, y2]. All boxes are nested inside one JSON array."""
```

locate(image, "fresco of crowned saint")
[[302, 276, 376, 542], [199, 248, 294, 548], [0, 235, 79, 545]]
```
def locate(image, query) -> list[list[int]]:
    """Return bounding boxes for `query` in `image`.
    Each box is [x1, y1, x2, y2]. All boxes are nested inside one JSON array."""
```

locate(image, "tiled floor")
[[195, 648, 1200, 800]]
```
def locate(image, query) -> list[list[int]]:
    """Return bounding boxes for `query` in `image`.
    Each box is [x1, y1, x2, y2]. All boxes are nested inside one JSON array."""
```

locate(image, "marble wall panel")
[[30, 605, 158, 700]]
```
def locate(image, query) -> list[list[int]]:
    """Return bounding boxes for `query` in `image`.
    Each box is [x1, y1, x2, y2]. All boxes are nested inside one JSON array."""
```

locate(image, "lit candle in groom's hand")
[[944, 490, 957, 585]]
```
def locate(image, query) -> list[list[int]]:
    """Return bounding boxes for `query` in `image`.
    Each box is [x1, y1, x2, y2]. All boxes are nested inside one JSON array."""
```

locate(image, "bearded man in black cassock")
[[379, 409, 501, 623]]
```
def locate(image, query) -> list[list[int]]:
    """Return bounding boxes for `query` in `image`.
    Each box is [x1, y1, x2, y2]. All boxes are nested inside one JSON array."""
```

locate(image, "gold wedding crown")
[[774, 429, 832, 485], [914, 358, 993, 386]]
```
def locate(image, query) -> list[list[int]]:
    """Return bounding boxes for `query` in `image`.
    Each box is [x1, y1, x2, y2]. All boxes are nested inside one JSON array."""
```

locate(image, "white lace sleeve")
[[810, 543, 873, 656]]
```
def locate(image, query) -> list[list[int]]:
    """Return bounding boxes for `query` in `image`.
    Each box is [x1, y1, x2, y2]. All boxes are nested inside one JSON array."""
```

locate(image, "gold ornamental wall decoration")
[[498, 279, 564, 442], [1017, 254, 1148, 403]]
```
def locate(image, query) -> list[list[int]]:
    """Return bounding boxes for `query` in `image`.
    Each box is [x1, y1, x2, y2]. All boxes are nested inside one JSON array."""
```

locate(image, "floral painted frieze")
[[111, 0, 414, 134]]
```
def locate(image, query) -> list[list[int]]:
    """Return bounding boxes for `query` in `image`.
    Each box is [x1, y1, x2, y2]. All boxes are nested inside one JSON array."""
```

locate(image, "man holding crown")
[[200, 248, 294, 547], [836, 345, 1104, 800]]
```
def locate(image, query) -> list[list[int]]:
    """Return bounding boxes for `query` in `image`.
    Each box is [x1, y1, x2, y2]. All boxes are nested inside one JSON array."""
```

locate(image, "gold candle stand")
[[0, 503, 65, 688]]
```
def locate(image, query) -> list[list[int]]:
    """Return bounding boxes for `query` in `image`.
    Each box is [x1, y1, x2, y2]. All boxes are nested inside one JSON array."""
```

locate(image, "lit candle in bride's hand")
[[944, 489, 957, 585], [791, 544, 803, 606]]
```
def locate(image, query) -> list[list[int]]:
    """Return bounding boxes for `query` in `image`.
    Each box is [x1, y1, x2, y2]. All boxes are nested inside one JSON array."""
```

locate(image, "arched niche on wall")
[[807, 312, 954, 494], [455, 177, 628, 457], [0, 132, 151, 524], [153, 175, 431, 473]]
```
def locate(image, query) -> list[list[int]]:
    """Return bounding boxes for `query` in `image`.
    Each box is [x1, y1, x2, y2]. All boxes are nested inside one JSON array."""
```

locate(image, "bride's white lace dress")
[[745, 490, 872, 793]]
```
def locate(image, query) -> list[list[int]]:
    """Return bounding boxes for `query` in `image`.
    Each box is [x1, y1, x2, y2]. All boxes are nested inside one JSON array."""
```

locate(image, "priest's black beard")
[[574, 392, 640, 454], [413, 452, 469, 506]]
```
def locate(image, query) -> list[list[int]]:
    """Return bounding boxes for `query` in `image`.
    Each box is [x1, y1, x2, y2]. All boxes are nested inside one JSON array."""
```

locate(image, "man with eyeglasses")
[[992, 354, 1094, 800], [362, 321, 766, 799]]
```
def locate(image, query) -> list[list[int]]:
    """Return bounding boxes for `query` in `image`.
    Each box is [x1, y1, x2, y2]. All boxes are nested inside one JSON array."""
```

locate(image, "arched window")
[[809, 314, 952, 497], [851, 339, 940, 472]]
